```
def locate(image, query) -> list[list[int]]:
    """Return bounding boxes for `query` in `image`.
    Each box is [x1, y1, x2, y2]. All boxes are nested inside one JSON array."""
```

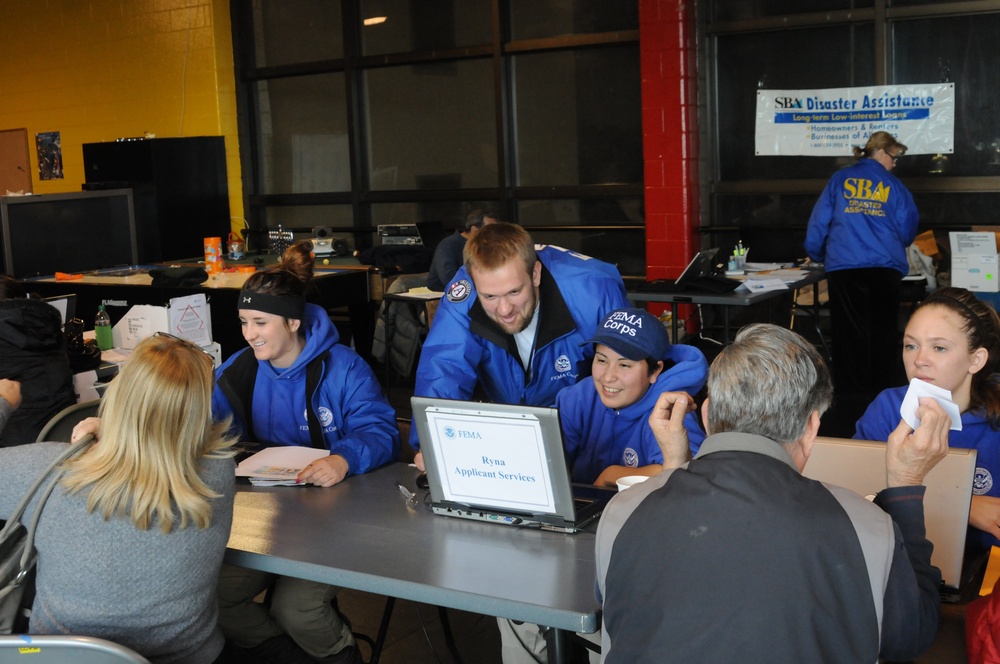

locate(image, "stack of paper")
[[235, 446, 329, 486]]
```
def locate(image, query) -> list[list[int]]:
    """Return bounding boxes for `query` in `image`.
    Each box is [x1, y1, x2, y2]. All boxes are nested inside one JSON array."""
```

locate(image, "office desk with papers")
[[225, 463, 600, 664], [628, 267, 826, 342]]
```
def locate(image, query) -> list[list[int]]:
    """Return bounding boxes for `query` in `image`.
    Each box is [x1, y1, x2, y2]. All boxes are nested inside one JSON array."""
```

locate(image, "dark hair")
[[464, 208, 498, 232], [644, 357, 662, 376], [0, 275, 26, 300], [915, 287, 1000, 427], [241, 240, 314, 325]]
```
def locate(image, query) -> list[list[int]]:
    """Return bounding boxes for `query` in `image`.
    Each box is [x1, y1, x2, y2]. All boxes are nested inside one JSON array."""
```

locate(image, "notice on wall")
[[755, 83, 954, 156]]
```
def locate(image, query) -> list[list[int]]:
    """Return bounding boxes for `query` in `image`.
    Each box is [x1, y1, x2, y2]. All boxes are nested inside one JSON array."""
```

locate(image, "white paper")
[[73, 370, 101, 403], [113, 305, 169, 349], [236, 446, 330, 485], [169, 293, 212, 347], [738, 278, 788, 293], [899, 378, 963, 431]]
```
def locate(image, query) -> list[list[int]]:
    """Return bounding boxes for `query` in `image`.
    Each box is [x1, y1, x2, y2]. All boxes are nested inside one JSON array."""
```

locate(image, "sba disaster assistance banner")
[[755, 83, 954, 156]]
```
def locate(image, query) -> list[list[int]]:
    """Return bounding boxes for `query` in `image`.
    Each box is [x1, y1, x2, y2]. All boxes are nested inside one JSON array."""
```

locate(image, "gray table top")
[[225, 463, 601, 633], [627, 266, 825, 305]]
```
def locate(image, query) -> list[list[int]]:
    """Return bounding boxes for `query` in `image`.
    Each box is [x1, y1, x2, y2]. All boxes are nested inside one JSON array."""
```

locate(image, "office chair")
[[35, 399, 101, 443], [0, 635, 149, 663]]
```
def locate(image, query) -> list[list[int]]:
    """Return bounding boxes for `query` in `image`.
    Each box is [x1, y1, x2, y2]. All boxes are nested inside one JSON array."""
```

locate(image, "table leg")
[[545, 627, 567, 664]]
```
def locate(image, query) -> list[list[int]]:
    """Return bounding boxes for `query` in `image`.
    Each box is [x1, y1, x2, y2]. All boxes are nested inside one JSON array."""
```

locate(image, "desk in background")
[[627, 267, 826, 343], [225, 463, 599, 664], [25, 266, 371, 362]]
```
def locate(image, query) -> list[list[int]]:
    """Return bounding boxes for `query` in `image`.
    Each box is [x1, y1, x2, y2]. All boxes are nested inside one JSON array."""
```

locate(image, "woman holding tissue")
[[213, 240, 398, 664], [856, 287, 1000, 549]]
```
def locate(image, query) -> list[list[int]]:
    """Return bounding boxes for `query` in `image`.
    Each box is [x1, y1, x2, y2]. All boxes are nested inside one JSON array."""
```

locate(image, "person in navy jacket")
[[410, 222, 629, 469], [805, 131, 919, 427], [214, 240, 397, 664], [557, 307, 707, 487]]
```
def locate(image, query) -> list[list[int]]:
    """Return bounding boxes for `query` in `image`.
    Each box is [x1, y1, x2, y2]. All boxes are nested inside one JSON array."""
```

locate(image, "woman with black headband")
[[213, 240, 398, 664], [856, 287, 1000, 551]]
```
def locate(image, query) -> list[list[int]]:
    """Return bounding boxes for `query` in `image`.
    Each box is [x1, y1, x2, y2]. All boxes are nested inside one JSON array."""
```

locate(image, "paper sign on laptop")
[[900, 378, 963, 431]]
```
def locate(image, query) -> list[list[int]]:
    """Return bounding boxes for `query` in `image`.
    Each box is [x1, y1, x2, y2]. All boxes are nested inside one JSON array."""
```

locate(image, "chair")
[[0, 635, 149, 663], [35, 399, 101, 443]]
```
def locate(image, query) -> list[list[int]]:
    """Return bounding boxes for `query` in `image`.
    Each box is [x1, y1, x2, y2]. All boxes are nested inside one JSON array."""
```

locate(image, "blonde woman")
[[0, 334, 236, 664]]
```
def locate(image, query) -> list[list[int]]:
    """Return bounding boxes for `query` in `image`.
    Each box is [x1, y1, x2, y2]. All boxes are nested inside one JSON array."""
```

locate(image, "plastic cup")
[[616, 475, 649, 492]]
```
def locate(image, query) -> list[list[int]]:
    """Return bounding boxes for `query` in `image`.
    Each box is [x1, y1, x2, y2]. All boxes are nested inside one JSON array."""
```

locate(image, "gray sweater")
[[0, 437, 234, 664]]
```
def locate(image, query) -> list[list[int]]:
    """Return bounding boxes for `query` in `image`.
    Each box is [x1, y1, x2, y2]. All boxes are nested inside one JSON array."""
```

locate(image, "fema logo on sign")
[[444, 426, 456, 439], [318, 407, 334, 428], [974, 467, 994, 495], [554, 355, 571, 373], [447, 279, 472, 303], [623, 448, 639, 468]]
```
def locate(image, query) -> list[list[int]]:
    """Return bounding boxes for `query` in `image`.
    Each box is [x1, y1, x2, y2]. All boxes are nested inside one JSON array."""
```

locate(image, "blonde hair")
[[60, 335, 236, 533]]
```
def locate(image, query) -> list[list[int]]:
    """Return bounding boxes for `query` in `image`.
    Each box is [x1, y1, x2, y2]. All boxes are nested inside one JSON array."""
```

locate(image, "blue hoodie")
[[213, 303, 399, 475], [857, 386, 1000, 550], [555, 343, 708, 484]]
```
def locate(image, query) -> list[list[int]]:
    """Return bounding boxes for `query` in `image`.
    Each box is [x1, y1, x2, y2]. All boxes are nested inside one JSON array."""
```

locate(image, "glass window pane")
[[360, 0, 491, 56], [893, 15, 1000, 177], [711, 0, 871, 22], [371, 201, 499, 227], [716, 26, 874, 180], [365, 61, 496, 190], [527, 228, 646, 278], [911, 193, 1000, 231], [253, 0, 343, 67], [255, 74, 350, 195], [510, 0, 638, 40], [518, 198, 644, 226], [514, 46, 641, 187]]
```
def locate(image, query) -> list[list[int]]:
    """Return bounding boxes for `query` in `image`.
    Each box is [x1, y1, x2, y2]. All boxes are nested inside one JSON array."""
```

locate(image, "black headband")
[[922, 293, 985, 329], [238, 291, 305, 320]]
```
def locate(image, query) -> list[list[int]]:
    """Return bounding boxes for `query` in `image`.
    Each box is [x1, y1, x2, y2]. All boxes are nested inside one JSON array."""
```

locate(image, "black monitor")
[[1, 189, 138, 279]]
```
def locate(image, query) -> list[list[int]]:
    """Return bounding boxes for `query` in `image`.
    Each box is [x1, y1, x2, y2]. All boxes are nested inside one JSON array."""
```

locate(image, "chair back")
[[0, 635, 149, 663], [35, 400, 101, 443]]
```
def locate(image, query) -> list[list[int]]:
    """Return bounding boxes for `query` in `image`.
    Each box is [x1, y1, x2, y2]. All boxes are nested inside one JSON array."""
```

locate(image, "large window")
[[232, 1, 643, 277], [705, 0, 1000, 254]]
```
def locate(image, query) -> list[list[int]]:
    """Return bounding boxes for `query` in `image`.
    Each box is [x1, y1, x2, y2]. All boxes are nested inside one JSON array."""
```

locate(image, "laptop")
[[633, 248, 740, 295], [411, 396, 615, 533], [802, 436, 979, 599]]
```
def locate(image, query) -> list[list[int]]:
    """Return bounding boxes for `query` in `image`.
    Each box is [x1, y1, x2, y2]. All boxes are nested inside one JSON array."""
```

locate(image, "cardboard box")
[[950, 232, 1000, 293], [112, 293, 214, 349]]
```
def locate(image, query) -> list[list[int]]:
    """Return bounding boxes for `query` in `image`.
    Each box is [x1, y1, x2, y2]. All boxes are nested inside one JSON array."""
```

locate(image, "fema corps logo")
[[447, 279, 472, 303], [622, 448, 639, 468], [554, 355, 571, 373], [444, 426, 456, 438], [974, 467, 993, 495], [318, 407, 333, 428]]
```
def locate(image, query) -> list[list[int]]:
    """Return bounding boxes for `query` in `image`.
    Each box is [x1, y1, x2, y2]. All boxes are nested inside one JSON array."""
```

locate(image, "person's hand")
[[648, 392, 696, 469], [0, 379, 21, 410], [414, 450, 426, 472], [296, 454, 350, 487], [71, 417, 102, 443], [969, 495, 1000, 543], [885, 397, 950, 487]]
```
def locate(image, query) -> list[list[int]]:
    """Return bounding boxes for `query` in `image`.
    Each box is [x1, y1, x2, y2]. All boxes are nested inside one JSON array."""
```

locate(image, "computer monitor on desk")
[[41, 293, 77, 328]]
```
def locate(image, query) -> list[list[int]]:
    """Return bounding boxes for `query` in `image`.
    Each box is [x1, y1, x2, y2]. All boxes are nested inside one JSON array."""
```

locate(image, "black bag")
[[0, 436, 93, 633]]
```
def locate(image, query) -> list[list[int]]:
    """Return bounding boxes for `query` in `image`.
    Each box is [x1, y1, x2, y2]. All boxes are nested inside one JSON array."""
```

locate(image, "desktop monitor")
[[1, 189, 138, 279]]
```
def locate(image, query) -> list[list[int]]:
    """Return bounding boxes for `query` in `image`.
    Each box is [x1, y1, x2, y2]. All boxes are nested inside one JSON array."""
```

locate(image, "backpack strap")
[[216, 350, 260, 444], [305, 351, 329, 449]]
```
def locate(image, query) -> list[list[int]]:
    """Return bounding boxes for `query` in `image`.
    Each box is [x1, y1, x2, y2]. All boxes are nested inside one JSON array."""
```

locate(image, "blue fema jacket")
[[213, 303, 399, 475], [411, 245, 629, 450], [556, 343, 708, 484], [804, 157, 919, 275]]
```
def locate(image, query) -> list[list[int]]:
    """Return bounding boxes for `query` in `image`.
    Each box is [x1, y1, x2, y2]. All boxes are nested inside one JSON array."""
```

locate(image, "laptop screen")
[[412, 397, 574, 518]]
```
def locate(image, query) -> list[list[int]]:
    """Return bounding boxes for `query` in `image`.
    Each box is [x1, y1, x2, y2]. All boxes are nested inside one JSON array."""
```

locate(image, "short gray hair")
[[706, 324, 832, 445]]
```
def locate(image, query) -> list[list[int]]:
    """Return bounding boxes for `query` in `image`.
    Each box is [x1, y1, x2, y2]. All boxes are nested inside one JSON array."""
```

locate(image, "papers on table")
[[738, 278, 788, 293], [236, 446, 330, 486], [745, 262, 794, 271], [900, 378, 963, 431], [401, 287, 445, 300]]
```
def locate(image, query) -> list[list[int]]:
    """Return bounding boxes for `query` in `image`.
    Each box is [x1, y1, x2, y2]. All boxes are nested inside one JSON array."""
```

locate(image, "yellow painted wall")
[[0, 0, 244, 232]]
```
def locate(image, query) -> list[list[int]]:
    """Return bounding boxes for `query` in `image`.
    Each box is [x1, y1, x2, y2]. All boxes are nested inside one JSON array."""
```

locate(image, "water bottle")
[[95, 305, 113, 351]]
